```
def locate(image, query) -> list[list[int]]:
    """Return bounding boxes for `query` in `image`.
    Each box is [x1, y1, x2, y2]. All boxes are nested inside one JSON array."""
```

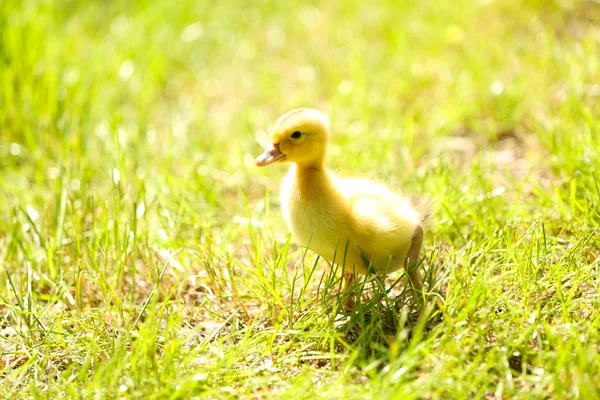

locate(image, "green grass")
[[1, 0, 600, 398]]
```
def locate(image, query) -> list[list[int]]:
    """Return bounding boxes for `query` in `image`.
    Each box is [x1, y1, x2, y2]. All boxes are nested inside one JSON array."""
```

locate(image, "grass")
[[1, 0, 600, 398]]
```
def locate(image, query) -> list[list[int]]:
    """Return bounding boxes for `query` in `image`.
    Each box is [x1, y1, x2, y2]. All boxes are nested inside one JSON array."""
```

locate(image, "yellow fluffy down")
[[281, 165, 420, 275], [256, 107, 425, 277]]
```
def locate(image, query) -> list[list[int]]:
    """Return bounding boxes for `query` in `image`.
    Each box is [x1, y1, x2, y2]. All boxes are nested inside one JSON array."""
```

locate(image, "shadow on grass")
[[315, 251, 448, 364]]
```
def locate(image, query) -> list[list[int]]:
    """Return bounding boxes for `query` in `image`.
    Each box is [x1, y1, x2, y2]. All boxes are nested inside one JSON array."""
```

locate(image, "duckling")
[[255, 108, 427, 305]]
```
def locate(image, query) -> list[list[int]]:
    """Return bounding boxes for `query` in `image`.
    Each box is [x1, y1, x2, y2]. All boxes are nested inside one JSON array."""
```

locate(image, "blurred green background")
[[1, 0, 599, 398]]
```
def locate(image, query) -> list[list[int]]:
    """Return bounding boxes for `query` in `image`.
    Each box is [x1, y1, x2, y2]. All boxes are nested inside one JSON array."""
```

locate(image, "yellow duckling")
[[255, 108, 426, 301]]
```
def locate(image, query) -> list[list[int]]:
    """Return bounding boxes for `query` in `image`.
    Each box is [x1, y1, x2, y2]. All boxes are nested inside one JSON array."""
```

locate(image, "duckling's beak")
[[255, 144, 285, 166]]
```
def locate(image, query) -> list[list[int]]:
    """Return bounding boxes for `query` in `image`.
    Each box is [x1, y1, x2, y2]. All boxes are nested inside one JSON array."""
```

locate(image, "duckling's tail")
[[412, 197, 433, 230]]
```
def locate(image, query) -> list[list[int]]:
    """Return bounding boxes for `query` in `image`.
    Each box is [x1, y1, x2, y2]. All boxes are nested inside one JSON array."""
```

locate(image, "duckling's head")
[[256, 108, 330, 168]]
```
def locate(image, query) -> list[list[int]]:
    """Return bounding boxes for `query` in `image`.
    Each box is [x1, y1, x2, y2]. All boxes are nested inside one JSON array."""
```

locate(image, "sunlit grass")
[[1, 0, 599, 398]]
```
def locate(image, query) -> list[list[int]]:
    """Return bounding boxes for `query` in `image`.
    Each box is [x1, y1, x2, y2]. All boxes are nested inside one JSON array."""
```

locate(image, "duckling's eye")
[[290, 131, 302, 139]]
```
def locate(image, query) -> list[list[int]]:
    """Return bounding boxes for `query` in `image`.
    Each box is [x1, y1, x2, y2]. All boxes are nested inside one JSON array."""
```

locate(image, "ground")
[[1, 0, 599, 398]]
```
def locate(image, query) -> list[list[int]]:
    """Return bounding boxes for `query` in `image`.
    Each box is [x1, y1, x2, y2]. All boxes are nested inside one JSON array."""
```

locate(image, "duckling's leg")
[[340, 247, 366, 312], [343, 272, 356, 312], [405, 225, 424, 294]]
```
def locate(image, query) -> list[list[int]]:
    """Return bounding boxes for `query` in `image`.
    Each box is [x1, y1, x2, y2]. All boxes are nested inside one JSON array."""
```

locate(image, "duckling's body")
[[281, 165, 419, 275], [256, 108, 425, 290]]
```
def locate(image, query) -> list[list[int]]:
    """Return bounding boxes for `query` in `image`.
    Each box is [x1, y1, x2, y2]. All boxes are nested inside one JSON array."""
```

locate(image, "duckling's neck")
[[295, 157, 325, 171], [293, 161, 331, 194]]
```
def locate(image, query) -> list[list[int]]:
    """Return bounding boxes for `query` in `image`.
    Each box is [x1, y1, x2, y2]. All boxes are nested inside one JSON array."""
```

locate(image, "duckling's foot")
[[344, 297, 356, 313]]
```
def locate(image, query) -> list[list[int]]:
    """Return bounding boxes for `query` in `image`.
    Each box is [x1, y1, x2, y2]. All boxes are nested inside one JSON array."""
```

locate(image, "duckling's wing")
[[336, 177, 411, 234], [336, 177, 419, 269], [336, 177, 392, 199]]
